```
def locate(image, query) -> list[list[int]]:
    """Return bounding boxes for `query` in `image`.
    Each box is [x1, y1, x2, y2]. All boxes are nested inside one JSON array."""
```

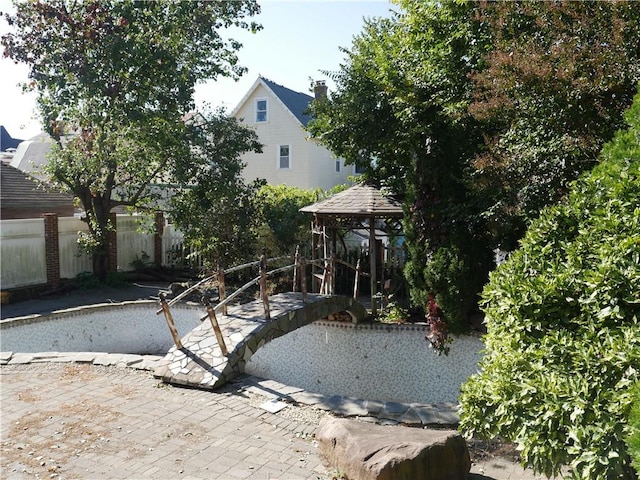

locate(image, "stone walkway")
[[2, 351, 459, 427], [0, 353, 552, 479]]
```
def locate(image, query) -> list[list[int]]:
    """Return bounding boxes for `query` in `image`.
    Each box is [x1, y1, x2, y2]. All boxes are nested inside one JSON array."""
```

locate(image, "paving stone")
[[335, 397, 368, 417], [0, 351, 13, 364], [398, 407, 424, 426], [7, 353, 34, 364], [364, 399, 384, 415], [383, 401, 409, 416]]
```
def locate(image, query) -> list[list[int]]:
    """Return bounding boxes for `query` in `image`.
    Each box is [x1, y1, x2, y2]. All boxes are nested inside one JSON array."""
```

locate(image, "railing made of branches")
[[156, 248, 368, 353]]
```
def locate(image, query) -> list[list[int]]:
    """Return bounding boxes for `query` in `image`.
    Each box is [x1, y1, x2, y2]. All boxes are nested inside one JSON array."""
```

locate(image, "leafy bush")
[[75, 271, 126, 289], [628, 382, 640, 476], [255, 184, 349, 258], [255, 184, 321, 257], [459, 88, 640, 479]]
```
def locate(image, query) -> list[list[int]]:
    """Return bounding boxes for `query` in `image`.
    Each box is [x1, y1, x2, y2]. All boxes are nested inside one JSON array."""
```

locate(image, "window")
[[278, 145, 290, 170], [335, 160, 341, 173], [355, 163, 367, 174], [255, 98, 267, 122]]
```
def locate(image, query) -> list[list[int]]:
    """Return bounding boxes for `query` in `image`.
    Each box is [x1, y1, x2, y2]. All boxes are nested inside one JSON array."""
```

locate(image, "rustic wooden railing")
[[156, 248, 366, 352]]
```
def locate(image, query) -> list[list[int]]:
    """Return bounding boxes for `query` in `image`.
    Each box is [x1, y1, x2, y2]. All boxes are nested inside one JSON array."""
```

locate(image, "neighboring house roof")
[[232, 76, 314, 127], [0, 162, 74, 218], [0, 126, 24, 152], [10, 132, 54, 181], [300, 183, 403, 218]]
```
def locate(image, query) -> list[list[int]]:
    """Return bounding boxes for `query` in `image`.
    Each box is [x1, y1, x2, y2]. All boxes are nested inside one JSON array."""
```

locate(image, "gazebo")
[[299, 183, 404, 314]]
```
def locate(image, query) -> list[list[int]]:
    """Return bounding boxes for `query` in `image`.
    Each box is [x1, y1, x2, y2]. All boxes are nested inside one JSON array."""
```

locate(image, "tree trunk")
[[93, 251, 109, 282]]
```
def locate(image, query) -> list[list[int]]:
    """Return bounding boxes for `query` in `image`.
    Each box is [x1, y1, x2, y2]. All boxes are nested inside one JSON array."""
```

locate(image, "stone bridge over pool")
[[153, 293, 368, 390]]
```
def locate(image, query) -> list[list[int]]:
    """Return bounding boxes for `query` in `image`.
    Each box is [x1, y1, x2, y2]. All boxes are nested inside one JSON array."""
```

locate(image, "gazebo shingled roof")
[[300, 183, 403, 217]]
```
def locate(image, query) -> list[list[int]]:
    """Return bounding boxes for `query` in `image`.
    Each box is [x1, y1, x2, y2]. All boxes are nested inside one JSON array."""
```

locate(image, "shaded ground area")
[[1, 282, 170, 320]]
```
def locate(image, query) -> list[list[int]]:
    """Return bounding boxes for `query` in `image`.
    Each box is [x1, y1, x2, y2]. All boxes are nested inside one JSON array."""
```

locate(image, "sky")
[[0, 0, 395, 141]]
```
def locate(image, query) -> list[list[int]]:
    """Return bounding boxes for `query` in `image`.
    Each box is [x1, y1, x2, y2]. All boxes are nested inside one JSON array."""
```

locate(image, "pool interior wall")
[[0, 301, 204, 355], [246, 320, 483, 405], [1, 303, 483, 405]]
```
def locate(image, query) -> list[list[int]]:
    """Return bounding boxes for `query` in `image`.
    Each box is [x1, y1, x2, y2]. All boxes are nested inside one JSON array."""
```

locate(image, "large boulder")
[[316, 417, 470, 480]]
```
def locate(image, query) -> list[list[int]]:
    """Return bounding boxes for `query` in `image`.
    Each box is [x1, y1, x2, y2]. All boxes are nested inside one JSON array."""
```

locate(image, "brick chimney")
[[314, 80, 328, 100]]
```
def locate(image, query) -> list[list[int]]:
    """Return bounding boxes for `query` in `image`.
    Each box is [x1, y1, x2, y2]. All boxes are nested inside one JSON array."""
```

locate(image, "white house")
[[231, 76, 360, 191]]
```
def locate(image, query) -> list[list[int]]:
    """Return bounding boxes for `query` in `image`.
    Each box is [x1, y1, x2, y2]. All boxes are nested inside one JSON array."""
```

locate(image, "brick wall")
[[42, 213, 60, 287]]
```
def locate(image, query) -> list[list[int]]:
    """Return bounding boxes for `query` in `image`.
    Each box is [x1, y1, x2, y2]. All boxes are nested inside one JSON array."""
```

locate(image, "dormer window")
[[255, 98, 268, 122]]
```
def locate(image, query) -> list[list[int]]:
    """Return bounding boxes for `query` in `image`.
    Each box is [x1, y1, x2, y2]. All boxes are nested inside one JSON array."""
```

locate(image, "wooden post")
[[300, 255, 308, 303], [217, 263, 227, 315], [158, 292, 182, 349], [320, 261, 327, 295], [293, 246, 299, 293], [203, 298, 228, 356], [353, 258, 361, 300], [370, 216, 377, 315], [329, 251, 336, 295], [259, 253, 271, 319]]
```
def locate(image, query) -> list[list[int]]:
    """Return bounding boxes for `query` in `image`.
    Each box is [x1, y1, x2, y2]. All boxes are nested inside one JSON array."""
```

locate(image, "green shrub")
[[255, 184, 323, 257], [75, 271, 102, 289], [459, 88, 640, 479], [628, 382, 640, 476]]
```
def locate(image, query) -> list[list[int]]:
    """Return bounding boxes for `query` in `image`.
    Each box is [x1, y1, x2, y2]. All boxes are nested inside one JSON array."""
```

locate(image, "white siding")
[[116, 215, 155, 271], [235, 82, 356, 191]]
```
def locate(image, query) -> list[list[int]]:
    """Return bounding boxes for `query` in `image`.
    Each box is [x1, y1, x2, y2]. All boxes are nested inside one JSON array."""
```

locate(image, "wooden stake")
[[158, 292, 182, 349], [204, 299, 228, 356], [259, 253, 270, 319], [300, 255, 308, 303]]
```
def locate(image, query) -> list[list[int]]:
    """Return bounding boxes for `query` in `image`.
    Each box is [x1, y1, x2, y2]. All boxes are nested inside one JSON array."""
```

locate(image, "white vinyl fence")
[[58, 217, 93, 279], [1, 214, 187, 290], [0, 219, 47, 289]]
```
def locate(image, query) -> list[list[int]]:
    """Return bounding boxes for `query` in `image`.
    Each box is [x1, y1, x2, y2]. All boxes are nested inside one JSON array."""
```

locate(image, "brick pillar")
[[42, 213, 60, 287], [107, 212, 118, 272], [154, 211, 164, 267]]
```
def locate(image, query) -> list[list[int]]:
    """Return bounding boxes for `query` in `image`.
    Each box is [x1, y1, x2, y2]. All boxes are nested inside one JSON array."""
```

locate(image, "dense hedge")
[[628, 382, 640, 477], [459, 89, 640, 479]]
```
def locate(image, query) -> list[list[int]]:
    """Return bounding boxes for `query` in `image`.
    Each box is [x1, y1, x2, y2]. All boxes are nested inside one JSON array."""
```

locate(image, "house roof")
[[10, 132, 53, 180], [300, 183, 404, 218], [0, 162, 73, 210], [232, 76, 314, 127], [1, 126, 24, 152], [260, 77, 314, 127]]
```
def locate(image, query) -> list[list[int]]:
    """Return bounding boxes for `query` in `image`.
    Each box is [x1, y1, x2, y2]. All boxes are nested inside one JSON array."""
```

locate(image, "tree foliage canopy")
[[2, 0, 260, 126], [1, 0, 261, 279], [470, 0, 640, 249]]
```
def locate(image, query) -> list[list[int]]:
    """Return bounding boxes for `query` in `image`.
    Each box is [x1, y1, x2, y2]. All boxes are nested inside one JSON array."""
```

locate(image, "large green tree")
[[1, 0, 260, 279], [308, 1, 494, 332], [470, 0, 640, 250]]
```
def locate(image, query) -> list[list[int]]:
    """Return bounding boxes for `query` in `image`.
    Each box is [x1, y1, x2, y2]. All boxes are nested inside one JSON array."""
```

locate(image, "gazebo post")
[[370, 215, 377, 315]]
